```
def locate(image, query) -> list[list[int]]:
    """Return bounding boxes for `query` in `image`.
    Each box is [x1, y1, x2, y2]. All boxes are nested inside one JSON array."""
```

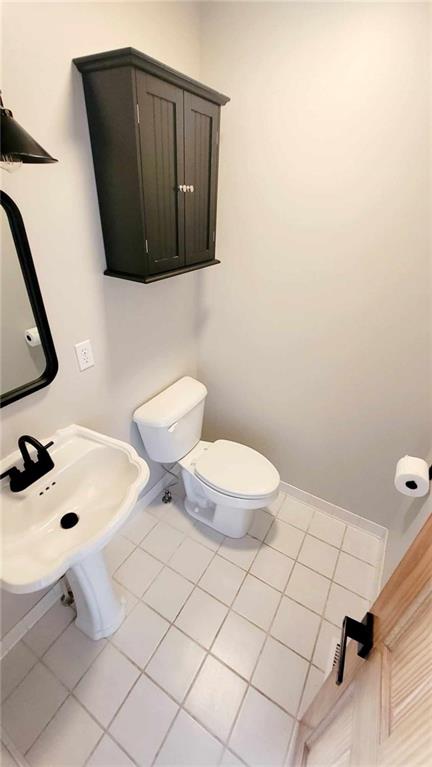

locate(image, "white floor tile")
[[308, 511, 345, 547], [146, 627, 205, 702], [334, 552, 377, 599], [2, 663, 67, 753], [218, 536, 260, 570], [265, 520, 305, 559], [278, 497, 314, 531], [189, 519, 224, 551], [146, 496, 171, 521], [1, 641, 37, 702], [229, 687, 294, 767], [121, 509, 158, 544], [312, 620, 341, 672], [112, 602, 169, 668], [155, 709, 223, 766], [169, 538, 215, 582], [43, 623, 106, 689], [1, 744, 17, 767], [185, 655, 247, 741], [109, 675, 178, 767], [87, 735, 135, 767], [114, 548, 163, 597], [271, 597, 320, 660], [26, 697, 102, 767], [103, 536, 135, 575], [252, 637, 308, 716], [212, 612, 266, 680], [74, 643, 140, 727], [199, 555, 245, 605], [250, 545, 294, 591], [233, 574, 280, 630], [23, 601, 75, 657], [221, 749, 245, 766], [297, 535, 338, 578], [114, 583, 138, 615], [298, 665, 325, 718], [267, 490, 286, 515], [141, 521, 185, 562], [175, 588, 228, 648], [249, 509, 274, 541], [342, 526, 383, 566], [285, 562, 331, 615], [162, 501, 195, 533], [324, 583, 370, 629], [143, 567, 194, 621]]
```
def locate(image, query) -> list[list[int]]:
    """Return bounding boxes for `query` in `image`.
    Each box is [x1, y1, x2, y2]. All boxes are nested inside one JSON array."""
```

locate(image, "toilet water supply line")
[[162, 463, 180, 491]]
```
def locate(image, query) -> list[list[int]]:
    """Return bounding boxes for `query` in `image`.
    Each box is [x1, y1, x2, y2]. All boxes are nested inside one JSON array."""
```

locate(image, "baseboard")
[[0, 471, 174, 659], [280, 479, 388, 596], [131, 468, 178, 516], [279, 479, 388, 540], [0, 583, 63, 660]]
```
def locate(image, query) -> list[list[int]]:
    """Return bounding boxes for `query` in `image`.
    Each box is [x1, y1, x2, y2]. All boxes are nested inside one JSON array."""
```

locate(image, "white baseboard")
[[280, 479, 388, 596], [131, 469, 177, 516], [279, 479, 388, 540], [0, 583, 63, 660], [0, 471, 173, 659]]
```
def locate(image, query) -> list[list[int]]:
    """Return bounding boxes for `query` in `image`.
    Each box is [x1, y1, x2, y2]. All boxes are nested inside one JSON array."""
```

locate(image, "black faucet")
[[0, 435, 55, 492]]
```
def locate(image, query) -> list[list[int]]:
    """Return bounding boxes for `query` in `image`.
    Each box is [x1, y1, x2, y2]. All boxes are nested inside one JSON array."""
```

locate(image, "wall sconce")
[[0, 90, 58, 171]]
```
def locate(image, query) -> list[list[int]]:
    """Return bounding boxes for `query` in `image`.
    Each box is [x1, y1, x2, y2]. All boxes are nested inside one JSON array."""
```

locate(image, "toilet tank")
[[133, 377, 207, 463]]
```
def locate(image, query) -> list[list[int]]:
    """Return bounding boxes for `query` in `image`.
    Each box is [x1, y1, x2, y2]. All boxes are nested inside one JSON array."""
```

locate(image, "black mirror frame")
[[0, 190, 58, 407]]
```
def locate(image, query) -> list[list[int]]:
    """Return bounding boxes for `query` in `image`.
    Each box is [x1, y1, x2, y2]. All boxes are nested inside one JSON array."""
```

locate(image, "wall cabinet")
[[74, 48, 229, 283]]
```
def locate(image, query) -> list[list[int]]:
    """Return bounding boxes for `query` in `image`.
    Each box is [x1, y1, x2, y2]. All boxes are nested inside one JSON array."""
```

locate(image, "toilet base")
[[184, 497, 255, 538]]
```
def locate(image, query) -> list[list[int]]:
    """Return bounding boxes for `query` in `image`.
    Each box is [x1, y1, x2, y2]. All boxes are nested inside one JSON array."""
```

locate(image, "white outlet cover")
[[75, 339, 95, 371]]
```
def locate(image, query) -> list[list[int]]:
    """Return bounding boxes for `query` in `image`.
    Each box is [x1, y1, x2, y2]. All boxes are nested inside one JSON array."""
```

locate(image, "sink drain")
[[60, 512, 79, 529]]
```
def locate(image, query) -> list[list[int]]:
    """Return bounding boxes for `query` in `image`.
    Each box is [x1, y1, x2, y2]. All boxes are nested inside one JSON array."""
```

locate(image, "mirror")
[[0, 191, 58, 406]]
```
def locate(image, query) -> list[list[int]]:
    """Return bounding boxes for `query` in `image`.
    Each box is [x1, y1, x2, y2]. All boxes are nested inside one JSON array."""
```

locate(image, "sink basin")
[[1, 424, 150, 638]]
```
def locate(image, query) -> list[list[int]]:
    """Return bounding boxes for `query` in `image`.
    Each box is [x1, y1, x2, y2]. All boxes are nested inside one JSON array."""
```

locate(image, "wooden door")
[[136, 72, 185, 275], [184, 93, 220, 265], [292, 516, 432, 767]]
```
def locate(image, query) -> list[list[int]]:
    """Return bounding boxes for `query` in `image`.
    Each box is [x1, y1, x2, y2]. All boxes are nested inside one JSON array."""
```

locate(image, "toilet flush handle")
[[168, 422, 178, 433]]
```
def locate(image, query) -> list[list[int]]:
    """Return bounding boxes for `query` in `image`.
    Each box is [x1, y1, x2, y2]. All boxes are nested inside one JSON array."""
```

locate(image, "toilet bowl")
[[133, 377, 280, 538], [179, 440, 279, 537]]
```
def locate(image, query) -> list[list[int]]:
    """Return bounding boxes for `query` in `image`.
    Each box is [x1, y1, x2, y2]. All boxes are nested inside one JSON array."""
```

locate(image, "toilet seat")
[[194, 440, 280, 500]]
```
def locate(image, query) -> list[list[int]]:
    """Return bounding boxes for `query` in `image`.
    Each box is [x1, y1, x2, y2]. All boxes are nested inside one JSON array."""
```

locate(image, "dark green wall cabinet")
[[74, 48, 229, 283]]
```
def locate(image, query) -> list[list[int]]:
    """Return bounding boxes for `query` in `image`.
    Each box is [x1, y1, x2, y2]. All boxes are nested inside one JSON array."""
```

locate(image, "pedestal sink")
[[0, 425, 150, 639]]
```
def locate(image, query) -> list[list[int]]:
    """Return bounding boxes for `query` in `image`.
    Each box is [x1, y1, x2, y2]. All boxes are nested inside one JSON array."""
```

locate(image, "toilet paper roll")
[[394, 455, 430, 497], [24, 326, 41, 347]]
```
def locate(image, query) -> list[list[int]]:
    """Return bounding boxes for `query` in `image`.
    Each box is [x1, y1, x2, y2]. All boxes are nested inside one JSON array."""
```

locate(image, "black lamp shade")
[[1, 107, 57, 164]]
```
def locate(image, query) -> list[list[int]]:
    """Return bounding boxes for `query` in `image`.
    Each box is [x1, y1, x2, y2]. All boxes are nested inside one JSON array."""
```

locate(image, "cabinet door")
[[184, 93, 220, 265], [137, 72, 185, 275]]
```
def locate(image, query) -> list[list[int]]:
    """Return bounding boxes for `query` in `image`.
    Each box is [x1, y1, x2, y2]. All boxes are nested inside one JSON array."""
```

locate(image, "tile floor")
[[1, 486, 385, 767]]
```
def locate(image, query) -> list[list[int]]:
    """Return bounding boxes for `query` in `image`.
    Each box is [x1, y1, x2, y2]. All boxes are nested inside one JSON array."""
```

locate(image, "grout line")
[[4, 489, 385, 767]]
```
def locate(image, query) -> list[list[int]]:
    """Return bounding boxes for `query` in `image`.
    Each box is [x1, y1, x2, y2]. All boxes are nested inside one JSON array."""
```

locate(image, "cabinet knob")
[[178, 184, 186, 193], [189, 185, 194, 193]]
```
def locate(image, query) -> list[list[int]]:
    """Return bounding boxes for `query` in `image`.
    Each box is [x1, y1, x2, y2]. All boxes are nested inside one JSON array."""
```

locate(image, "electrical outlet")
[[74, 339, 95, 371]]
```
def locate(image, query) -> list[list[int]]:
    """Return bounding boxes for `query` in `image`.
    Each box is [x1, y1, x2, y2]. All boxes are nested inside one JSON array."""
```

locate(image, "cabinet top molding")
[[73, 47, 230, 107]]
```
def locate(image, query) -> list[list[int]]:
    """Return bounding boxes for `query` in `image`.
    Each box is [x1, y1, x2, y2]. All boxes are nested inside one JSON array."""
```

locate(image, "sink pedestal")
[[67, 550, 124, 640]]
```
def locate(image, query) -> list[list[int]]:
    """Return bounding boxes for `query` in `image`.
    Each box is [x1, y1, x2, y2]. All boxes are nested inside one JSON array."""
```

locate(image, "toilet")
[[133, 377, 280, 538]]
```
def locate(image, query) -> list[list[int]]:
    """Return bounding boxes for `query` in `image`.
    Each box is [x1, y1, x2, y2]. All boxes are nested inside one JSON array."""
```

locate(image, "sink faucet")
[[0, 435, 55, 492]]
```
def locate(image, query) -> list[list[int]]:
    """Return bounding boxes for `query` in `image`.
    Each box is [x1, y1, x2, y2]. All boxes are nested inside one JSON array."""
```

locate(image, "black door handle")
[[336, 612, 374, 685]]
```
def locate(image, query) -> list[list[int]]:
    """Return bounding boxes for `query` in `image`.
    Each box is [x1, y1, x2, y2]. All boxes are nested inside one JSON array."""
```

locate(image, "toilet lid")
[[195, 440, 280, 499]]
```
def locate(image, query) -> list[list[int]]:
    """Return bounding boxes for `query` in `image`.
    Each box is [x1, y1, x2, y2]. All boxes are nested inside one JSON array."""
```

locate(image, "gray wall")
[[198, 2, 431, 543], [1, 0, 203, 639]]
